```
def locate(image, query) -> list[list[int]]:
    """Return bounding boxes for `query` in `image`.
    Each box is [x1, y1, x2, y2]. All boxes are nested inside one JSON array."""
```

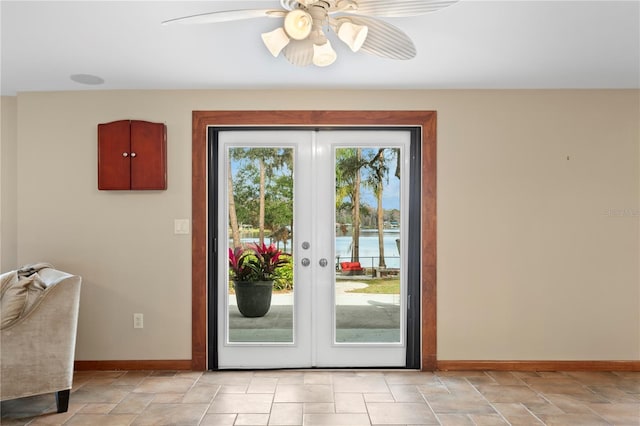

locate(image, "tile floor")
[[1, 370, 638, 425]]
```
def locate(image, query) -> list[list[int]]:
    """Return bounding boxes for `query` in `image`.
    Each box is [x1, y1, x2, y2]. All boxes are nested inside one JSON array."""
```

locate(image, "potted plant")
[[228, 242, 290, 317]]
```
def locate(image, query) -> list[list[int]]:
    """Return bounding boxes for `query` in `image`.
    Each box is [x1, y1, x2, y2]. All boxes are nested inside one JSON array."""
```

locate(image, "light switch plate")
[[133, 313, 143, 329], [174, 219, 190, 235]]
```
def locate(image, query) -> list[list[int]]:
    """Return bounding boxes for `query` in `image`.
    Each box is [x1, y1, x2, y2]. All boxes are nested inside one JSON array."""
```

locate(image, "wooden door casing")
[[191, 111, 437, 371]]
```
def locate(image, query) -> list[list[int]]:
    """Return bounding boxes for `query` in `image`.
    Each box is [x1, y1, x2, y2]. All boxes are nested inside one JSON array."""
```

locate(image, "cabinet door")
[[130, 121, 167, 190], [98, 120, 131, 190]]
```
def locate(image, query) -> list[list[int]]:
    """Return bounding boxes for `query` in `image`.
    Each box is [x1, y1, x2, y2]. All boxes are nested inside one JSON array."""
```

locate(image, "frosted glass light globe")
[[284, 9, 313, 40], [313, 40, 337, 67]]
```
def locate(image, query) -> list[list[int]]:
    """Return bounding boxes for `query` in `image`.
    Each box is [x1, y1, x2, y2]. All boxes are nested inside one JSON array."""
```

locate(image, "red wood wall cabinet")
[[98, 120, 167, 190]]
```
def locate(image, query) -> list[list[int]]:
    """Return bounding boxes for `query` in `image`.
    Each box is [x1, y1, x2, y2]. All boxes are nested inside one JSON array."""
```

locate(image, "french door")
[[210, 128, 420, 369]]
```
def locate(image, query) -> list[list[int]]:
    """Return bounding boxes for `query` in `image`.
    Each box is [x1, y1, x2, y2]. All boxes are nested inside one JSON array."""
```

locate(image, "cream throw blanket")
[[1, 263, 54, 329]]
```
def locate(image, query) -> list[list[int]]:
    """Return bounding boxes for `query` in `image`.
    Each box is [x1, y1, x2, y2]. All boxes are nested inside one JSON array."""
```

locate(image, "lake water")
[[335, 230, 400, 269], [239, 230, 401, 270]]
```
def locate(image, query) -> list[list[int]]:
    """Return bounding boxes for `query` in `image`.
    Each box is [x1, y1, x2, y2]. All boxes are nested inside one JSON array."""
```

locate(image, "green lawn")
[[346, 278, 400, 294]]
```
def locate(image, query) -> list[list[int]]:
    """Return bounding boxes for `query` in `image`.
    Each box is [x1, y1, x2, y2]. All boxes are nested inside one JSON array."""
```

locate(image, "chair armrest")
[[1, 276, 81, 401]]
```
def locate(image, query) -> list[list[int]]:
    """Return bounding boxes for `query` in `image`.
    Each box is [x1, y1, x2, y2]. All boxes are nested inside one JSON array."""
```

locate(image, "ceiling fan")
[[162, 0, 458, 67]]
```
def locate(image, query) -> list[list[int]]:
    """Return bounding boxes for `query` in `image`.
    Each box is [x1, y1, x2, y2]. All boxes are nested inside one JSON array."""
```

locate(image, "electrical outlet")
[[133, 313, 144, 329]]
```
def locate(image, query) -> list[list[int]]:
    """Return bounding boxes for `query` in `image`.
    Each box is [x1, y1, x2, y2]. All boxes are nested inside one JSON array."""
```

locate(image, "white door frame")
[[215, 128, 414, 369]]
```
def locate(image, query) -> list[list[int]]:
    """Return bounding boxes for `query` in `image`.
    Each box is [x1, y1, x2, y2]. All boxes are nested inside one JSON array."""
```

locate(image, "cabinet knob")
[[130, 152, 137, 158], [122, 152, 128, 157]]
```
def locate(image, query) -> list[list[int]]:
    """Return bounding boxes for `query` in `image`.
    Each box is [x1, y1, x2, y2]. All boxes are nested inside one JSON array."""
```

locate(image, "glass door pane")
[[335, 147, 402, 344], [226, 147, 294, 343]]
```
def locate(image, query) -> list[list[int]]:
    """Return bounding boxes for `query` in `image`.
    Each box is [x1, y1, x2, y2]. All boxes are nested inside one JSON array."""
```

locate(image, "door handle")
[[301, 258, 310, 267], [319, 258, 328, 267]]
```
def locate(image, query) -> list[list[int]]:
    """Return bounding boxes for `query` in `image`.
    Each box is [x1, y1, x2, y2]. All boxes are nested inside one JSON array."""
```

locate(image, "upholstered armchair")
[[1, 264, 81, 413]]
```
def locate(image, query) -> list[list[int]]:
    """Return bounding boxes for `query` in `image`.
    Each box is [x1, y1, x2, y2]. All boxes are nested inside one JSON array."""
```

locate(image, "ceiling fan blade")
[[283, 39, 314, 67], [161, 9, 285, 25], [340, 16, 416, 60], [341, 0, 458, 17]]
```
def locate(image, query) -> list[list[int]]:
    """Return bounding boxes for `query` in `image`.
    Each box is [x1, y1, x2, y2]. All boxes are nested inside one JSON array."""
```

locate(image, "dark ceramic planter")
[[232, 280, 273, 317]]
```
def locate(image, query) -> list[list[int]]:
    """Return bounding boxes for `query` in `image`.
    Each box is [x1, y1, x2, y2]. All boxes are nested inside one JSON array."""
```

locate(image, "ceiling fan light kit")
[[283, 9, 313, 39], [163, 0, 458, 67], [337, 21, 368, 52], [313, 40, 338, 66], [261, 27, 291, 57]]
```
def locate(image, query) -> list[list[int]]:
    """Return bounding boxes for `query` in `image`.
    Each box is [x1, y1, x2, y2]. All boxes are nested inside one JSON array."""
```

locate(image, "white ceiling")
[[1, 0, 639, 96]]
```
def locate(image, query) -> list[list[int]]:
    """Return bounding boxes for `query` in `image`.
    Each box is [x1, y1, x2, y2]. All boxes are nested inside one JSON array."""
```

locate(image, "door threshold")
[[212, 367, 421, 372]]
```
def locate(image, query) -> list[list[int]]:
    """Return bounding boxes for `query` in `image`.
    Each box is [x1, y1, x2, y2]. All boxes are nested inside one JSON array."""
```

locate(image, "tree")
[[353, 148, 362, 262], [336, 148, 367, 262], [364, 148, 391, 268], [233, 162, 259, 227], [229, 147, 293, 246], [228, 155, 241, 249], [265, 172, 293, 251], [258, 156, 266, 244], [228, 149, 257, 248]]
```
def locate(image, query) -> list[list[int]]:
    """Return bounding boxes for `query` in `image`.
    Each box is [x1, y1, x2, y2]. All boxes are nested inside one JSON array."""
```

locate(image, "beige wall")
[[7, 89, 639, 361], [1, 96, 18, 271]]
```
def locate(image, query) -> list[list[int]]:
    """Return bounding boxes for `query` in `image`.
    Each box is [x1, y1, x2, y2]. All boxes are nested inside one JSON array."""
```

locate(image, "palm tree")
[[353, 148, 362, 262], [365, 148, 391, 268], [336, 148, 366, 262]]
